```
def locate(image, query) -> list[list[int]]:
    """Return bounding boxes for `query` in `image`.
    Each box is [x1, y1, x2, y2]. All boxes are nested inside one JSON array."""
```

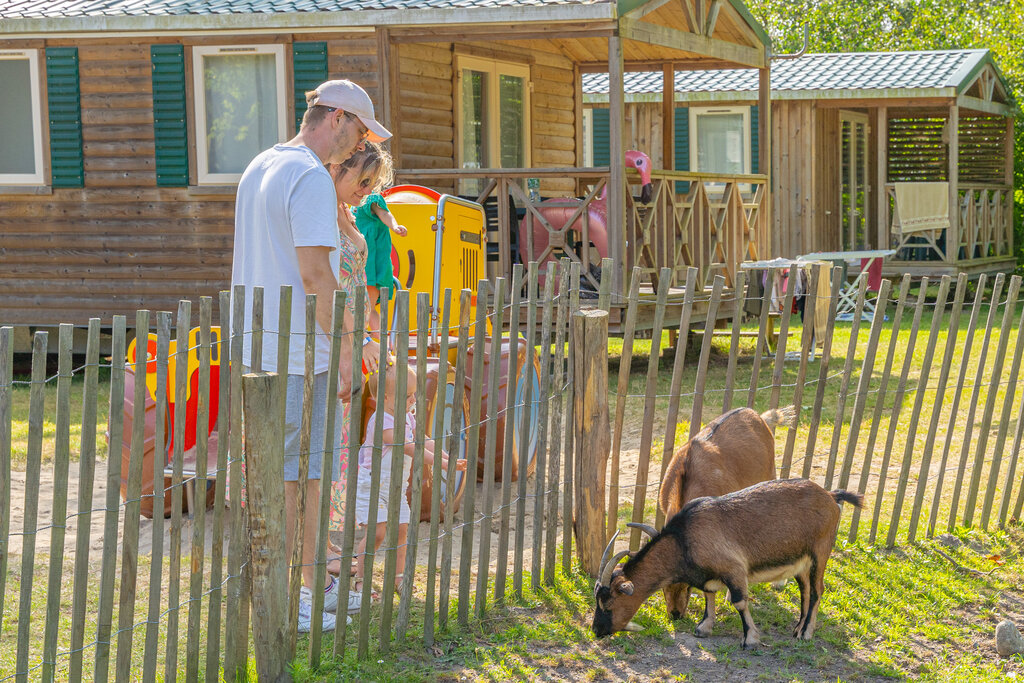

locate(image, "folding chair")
[[827, 259, 854, 317]]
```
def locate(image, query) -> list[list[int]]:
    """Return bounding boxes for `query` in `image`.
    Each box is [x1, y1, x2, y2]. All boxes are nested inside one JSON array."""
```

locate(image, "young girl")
[[355, 189, 406, 333], [352, 363, 465, 594], [326, 143, 392, 571]]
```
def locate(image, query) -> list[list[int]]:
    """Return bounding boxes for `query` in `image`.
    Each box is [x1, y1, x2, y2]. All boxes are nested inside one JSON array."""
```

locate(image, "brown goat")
[[593, 479, 862, 647], [658, 406, 794, 623]]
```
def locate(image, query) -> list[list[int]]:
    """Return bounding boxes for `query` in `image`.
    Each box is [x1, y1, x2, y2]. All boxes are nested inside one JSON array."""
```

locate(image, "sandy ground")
[[4, 452, 576, 581]]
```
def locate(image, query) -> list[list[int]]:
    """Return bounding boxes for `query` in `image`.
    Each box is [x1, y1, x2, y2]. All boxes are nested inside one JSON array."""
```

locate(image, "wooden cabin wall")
[[324, 34, 379, 101], [606, 103, 667, 168], [508, 41, 577, 197], [391, 39, 577, 196], [396, 42, 454, 184], [817, 107, 841, 254], [771, 100, 829, 258], [0, 34, 578, 328], [0, 38, 233, 327]]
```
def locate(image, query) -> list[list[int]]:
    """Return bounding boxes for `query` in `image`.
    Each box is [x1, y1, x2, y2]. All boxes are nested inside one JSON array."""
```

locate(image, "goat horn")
[[627, 522, 659, 539], [597, 530, 619, 582], [599, 549, 631, 588]]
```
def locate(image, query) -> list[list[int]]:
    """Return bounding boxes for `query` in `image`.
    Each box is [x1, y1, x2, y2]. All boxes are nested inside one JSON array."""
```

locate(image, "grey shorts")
[[246, 368, 345, 482]]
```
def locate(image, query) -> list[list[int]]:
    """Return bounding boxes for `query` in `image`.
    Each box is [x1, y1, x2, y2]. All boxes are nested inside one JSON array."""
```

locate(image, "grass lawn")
[[6, 282, 1024, 680], [288, 526, 1024, 682]]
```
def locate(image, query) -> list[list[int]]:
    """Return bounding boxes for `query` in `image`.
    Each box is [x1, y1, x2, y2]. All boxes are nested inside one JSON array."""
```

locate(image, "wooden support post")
[[947, 104, 959, 263], [608, 34, 626, 293], [377, 28, 401, 168], [575, 64, 585, 168], [662, 63, 674, 172], [758, 64, 772, 257], [242, 371, 290, 683], [875, 107, 888, 250], [573, 309, 610, 577], [1006, 116, 1015, 257]]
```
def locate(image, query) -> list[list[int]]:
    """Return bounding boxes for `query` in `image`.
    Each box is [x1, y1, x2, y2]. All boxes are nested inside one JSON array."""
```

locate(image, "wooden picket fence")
[[3, 259, 1024, 680]]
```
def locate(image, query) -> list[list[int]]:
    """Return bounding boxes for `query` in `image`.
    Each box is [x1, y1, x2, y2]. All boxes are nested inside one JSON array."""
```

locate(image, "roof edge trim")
[[0, 3, 616, 36]]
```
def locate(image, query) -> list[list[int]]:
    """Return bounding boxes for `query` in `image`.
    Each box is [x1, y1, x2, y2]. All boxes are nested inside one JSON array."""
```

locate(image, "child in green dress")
[[354, 182, 407, 333]]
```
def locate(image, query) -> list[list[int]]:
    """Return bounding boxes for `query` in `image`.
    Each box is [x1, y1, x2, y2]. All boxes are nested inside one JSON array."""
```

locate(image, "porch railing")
[[885, 183, 1014, 263], [396, 167, 769, 296]]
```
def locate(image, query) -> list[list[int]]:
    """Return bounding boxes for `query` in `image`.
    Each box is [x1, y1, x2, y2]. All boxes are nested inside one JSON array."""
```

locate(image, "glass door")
[[839, 111, 870, 250]]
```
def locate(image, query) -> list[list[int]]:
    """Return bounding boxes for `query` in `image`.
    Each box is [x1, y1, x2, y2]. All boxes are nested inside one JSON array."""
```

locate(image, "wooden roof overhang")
[[0, 0, 769, 70]]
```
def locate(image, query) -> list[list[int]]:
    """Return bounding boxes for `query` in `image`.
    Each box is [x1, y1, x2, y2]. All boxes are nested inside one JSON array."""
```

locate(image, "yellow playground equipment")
[[385, 185, 487, 341]]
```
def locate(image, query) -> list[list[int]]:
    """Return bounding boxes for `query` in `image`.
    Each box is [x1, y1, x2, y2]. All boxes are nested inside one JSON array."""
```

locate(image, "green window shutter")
[[151, 45, 189, 187], [591, 107, 610, 167], [750, 104, 759, 174], [293, 42, 328, 134], [46, 47, 83, 188], [674, 106, 689, 193]]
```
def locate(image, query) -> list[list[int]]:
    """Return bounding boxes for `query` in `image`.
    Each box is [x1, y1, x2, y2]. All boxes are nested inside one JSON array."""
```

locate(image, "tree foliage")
[[746, 0, 1024, 262]]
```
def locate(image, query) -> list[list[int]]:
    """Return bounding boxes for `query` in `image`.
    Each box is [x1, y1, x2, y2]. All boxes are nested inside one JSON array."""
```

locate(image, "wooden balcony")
[[395, 166, 769, 296], [884, 182, 1015, 277]]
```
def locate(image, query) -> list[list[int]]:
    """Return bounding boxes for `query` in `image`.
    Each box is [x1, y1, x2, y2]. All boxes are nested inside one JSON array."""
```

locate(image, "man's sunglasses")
[[322, 107, 370, 142]]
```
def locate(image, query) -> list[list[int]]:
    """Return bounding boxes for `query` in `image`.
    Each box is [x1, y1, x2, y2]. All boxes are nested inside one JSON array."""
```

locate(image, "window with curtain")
[[0, 50, 44, 185], [689, 106, 750, 176], [193, 45, 288, 184], [456, 56, 531, 196]]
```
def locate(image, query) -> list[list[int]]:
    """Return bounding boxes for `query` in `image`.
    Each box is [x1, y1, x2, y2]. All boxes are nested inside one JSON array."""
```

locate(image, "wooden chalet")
[[584, 50, 1017, 278], [0, 0, 772, 334]]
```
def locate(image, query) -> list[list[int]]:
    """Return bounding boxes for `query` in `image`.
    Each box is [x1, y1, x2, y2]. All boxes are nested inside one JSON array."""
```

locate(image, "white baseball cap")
[[308, 79, 392, 143]]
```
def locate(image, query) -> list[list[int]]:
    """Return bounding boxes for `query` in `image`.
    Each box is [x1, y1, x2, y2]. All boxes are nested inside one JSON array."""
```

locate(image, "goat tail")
[[760, 405, 797, 433], [831, 490, 864, 509]]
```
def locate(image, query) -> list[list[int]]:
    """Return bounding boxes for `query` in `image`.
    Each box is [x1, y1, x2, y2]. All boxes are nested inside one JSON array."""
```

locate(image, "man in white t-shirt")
[[231, 79, 390, 633]]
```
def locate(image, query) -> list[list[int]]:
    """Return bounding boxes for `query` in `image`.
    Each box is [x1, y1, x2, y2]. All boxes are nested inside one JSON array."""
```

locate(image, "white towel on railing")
[[893, 182, 950, 233]]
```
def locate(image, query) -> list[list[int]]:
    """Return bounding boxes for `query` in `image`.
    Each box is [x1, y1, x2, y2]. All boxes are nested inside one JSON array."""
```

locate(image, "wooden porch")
[[395, 165, 768, 330]]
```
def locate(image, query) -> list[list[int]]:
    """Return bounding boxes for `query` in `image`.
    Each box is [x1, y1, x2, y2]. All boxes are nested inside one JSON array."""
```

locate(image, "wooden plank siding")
[[0, 33, 578, 328], [0, 40, 233, 326]]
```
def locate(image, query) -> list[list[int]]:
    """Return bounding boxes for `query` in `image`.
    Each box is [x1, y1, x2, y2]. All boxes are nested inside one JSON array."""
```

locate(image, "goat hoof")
[[670, 610, 682, 621], [694, 624, 712, 638], [741, 635, 762, 649]]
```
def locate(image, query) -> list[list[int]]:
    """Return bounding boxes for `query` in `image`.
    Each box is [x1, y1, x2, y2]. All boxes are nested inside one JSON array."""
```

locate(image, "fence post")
[[242, 371, 290, 683], [573, 308, 609, 577]]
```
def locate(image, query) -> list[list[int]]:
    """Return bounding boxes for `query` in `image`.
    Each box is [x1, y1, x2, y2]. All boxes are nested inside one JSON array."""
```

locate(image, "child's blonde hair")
[[367, 362, 416, 409], [335, 141, 394, 195]]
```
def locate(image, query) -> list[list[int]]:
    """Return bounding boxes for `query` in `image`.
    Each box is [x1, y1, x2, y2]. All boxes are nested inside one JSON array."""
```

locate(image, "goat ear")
[[619, 581, 634, 596]]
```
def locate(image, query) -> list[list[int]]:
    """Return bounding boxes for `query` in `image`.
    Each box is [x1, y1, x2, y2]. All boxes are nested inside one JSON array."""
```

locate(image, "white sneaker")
[[302, 577, 339, 614], [297, 597, 337, 634], [301, 577, 361, 615]]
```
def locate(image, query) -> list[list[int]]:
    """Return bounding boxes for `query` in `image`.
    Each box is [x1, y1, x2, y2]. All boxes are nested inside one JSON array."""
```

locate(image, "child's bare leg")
[[353, 528, 368, 583], [395, 524, 408, 591]]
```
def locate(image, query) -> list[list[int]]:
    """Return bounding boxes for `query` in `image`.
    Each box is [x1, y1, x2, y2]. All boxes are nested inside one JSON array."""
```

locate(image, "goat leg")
[[663, 582, 691, 620], [795, 556, 826, 641], [793, 569, 811, 638], [725, 579, 761, 648], [694, 589, 716, 637]]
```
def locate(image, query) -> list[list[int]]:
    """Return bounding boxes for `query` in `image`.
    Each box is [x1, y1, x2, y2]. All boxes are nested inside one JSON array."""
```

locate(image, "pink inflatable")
[[517, 150, 653, 269]]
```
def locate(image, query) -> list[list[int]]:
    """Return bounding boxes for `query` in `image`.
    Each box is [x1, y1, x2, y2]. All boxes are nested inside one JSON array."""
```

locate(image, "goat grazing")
[[658, 406, 795, 621], [592, 479, 862, 647]]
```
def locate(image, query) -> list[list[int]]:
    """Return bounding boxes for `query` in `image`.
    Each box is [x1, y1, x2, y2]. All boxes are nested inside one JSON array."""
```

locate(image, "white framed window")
[[0, 50, 45, 185], [455, 55, 531, 195], [193, 45, 288, 184], [689, 106, 751, 176]]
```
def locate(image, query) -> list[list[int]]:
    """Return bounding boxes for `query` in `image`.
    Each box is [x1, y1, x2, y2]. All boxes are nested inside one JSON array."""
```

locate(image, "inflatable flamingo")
[[517, 150, 654, 268]]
